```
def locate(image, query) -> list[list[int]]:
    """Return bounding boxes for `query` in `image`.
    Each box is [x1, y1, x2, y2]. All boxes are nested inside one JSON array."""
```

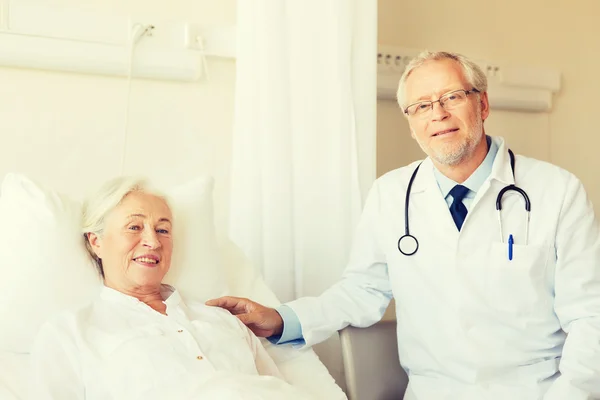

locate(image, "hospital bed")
[[340, 320, 408, 400], [0, 173, 346, 400], [0, 237, 346, 399]]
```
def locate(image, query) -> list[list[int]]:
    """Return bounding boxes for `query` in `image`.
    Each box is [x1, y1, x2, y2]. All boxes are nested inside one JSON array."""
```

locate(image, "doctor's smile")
[[431, 128, 459, 137]]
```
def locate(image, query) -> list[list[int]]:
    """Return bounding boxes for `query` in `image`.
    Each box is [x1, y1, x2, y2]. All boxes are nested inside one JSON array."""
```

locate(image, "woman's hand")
[[206, 297, 284, 338]]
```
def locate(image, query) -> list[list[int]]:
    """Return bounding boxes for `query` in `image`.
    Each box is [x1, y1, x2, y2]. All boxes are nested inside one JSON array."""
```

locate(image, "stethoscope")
[[398, 149, 531, 256]]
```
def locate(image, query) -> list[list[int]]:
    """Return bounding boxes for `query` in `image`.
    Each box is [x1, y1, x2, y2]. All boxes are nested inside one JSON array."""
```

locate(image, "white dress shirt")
[[29, 285, 291, 400]]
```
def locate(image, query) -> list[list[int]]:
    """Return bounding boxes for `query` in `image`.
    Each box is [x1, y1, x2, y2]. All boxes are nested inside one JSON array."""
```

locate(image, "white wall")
[[0, 0, 236, 234], [377, 0, 600, 218]]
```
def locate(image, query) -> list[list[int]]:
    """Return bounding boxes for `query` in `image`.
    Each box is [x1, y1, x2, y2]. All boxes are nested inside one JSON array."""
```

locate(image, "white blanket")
[[136, 372, 314, 400]]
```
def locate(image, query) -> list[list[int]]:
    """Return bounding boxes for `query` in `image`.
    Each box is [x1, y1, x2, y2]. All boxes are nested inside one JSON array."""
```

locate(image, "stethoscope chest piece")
[[398, 234, 419, 256]]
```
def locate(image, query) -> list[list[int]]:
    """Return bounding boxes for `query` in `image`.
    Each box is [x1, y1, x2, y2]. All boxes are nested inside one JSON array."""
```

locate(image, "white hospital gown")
[[29, 285, 309, 400]]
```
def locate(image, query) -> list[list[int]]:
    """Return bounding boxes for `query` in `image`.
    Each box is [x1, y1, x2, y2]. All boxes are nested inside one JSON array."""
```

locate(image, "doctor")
[[208, 51, 600, 399]]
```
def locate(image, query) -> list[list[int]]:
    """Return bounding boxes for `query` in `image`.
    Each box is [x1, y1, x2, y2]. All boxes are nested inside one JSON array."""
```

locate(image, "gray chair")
[[340, 320, 408, 400]]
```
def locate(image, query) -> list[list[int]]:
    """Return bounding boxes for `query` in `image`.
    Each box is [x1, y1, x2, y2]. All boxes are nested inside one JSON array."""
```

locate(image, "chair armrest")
[[340, 320, 408, 400]]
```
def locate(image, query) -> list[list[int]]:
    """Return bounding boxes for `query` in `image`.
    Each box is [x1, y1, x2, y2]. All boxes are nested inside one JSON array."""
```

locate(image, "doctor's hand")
[[206, 296, 284, 338]]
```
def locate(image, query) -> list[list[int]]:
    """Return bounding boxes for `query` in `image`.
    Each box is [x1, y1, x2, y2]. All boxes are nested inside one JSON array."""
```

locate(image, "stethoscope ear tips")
[[398, 234, 419, 256]]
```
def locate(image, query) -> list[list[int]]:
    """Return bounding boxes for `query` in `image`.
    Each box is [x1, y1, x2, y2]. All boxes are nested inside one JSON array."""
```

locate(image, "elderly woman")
[[29, 177, 310, 400]]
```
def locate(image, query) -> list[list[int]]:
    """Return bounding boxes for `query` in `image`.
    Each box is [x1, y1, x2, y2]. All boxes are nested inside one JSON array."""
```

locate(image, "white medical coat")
[[287, 136, 600, 399]]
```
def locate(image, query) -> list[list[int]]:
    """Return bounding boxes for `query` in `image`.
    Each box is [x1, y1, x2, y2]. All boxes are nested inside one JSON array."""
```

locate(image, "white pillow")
[[0, 173, 227, 354], [163, 177, 227, 303]]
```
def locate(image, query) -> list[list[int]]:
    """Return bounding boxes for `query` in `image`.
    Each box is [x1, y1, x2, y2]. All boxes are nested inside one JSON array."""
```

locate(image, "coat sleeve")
[[544, 174, 600, 400]]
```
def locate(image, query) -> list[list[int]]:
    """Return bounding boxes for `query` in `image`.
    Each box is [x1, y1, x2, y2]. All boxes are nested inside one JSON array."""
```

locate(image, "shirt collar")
[[433, 135, 498, 199], [488, 136, 515, 185], [100, 284, 182, 308]]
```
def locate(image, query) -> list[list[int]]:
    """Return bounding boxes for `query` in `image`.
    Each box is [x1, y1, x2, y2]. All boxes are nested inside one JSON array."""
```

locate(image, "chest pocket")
[[485, 242, 552, 315]]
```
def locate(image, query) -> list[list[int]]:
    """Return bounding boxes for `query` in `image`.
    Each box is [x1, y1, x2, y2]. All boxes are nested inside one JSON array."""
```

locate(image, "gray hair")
[[82, 176, 169, 278], [396, 51, 488, 110]]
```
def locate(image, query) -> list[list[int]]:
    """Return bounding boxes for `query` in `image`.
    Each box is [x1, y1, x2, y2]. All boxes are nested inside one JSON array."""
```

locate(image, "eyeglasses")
[[404, 89, 480, 117]]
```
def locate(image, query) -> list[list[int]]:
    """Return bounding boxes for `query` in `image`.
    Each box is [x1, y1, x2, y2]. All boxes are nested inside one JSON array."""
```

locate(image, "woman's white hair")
[[396, 51, 488, 111], [82, 176, 169, 277]]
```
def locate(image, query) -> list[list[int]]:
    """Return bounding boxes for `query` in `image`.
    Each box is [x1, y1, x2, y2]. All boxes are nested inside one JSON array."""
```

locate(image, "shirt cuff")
[[267, 305, 305, 345]]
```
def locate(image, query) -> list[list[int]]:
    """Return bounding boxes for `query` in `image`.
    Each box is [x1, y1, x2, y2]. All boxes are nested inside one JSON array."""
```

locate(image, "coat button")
[[177, 329, 183, 333], [196, 355, 204, 360]]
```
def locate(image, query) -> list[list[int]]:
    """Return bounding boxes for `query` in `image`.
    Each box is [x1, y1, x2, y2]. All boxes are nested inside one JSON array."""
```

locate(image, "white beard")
[[418, 108, 484, 166]]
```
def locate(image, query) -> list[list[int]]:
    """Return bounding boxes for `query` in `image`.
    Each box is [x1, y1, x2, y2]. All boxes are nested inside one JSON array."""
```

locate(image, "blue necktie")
[[449, 185, 469, 231]]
